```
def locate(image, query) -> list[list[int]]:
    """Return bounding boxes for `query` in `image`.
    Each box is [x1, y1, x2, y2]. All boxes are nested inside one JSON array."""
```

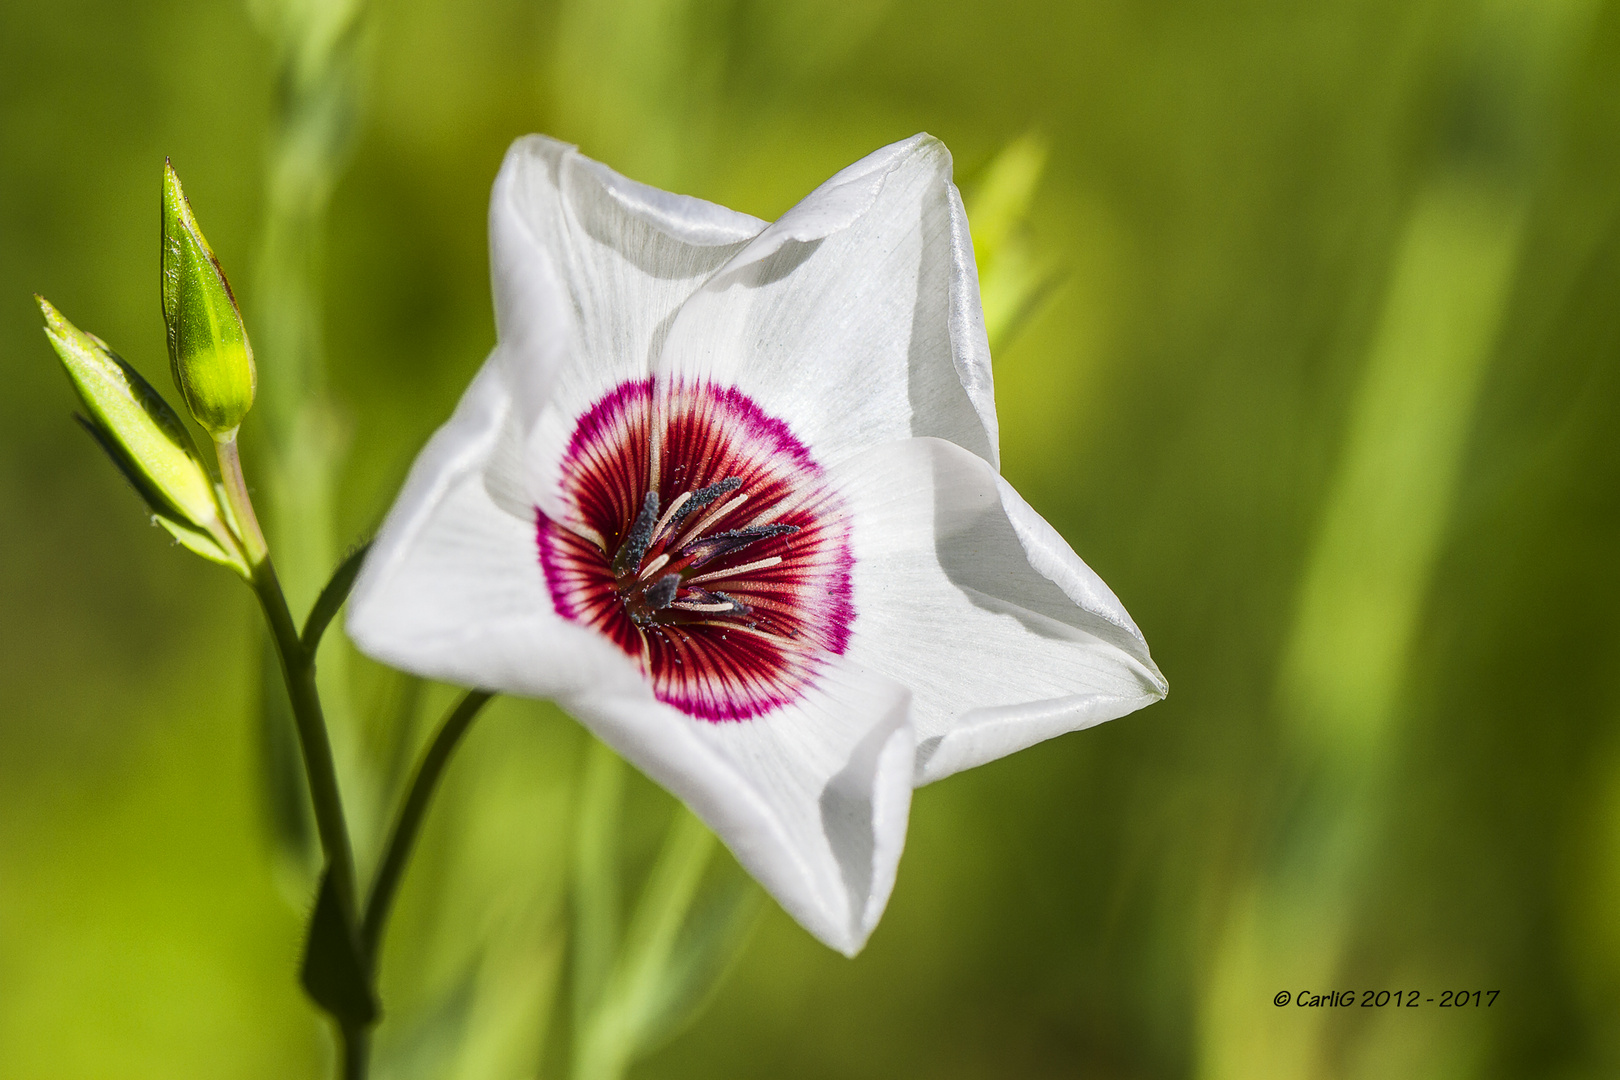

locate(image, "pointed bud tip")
[[161, 160, 201, 251], [37, 295, 88, 354]]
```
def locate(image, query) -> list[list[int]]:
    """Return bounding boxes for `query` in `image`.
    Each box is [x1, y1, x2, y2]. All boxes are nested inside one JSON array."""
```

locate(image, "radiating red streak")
[[537, 378, 854, 721]]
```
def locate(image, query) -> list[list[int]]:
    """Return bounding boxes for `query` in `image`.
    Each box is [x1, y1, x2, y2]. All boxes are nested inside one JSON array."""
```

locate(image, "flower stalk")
[[360, 688, 494, 967], [251, 554, 358, 917], [215, 433, 270, 567]]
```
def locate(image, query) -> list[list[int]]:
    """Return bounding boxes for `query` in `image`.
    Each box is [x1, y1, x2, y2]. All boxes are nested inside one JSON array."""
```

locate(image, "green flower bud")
[[38, 295, 248, 576], [161, 160, 256, 437]]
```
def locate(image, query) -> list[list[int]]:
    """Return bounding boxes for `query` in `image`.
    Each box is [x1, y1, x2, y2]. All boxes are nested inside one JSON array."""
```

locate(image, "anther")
[[612, 490, 661, 575], [645, 573, 681, 610], [682, 522, 799, 569], [675, 492, 749, 549], [678, 477, 742, 523]]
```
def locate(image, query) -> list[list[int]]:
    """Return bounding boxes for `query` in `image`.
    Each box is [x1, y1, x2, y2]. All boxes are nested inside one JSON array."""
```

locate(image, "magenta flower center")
[[537, 379, 853, 721]]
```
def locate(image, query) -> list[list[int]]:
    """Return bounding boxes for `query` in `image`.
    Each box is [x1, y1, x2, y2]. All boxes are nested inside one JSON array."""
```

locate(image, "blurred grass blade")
[[573, 736, 626, 1040], [633, 871, 762, 1052], [965, 132, 1062, 352], [259, 631, 318, 893], [573, 804, 715, 1080], [1200, 3, 1599, 1076], [1200, 178, 1528, 1080], [968, 132, 1047, 268], [248, 0, 373, 918]]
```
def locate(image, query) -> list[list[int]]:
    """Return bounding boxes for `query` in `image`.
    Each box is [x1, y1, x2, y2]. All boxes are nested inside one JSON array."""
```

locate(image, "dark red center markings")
[[537, 379, 853, 721]]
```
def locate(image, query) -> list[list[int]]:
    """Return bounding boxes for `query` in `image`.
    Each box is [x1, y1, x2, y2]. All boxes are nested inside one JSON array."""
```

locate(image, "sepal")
[[153, 513, 249, 573], [41, 297, 246, 575]]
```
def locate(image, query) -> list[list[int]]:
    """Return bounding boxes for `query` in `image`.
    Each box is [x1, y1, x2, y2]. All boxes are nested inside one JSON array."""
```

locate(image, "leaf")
[[301, 540, 374, 652], [300, 867, 379, 1027]]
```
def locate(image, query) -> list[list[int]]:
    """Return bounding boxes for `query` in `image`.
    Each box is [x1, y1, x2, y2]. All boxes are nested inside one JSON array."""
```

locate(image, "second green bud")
[[161, 161, 255, 437]]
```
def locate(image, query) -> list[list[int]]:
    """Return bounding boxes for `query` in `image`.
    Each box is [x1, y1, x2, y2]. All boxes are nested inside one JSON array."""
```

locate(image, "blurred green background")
[[4, 0, 1620, 1077]]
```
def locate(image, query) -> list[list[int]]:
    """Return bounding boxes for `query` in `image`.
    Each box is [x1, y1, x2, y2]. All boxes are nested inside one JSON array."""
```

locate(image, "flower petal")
[[830, 437, 1167, 785], [567, 658, 914, 956], [348, 362, 643, 700], [486, 136, 767, 516], [652, 134, 1000, 470]]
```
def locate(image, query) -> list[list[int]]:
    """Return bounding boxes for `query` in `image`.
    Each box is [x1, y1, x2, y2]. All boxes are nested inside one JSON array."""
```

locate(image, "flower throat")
[[536, 378, 854, 722]]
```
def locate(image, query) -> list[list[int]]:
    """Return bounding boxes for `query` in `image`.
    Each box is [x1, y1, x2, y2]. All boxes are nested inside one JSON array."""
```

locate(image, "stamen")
[[666, 478, 742, 537], [682, 523, 799, 569], [684, 555, 783, 585], [692, 621, 814, 651], [637, 552, 671, 581], [611, 490, 660, 575], [672, 598, 747, 615], [675, 492, 748, 549], [669, 588, 750, 616], [644, 572, 681, 610], [651, 491, 692, 541]]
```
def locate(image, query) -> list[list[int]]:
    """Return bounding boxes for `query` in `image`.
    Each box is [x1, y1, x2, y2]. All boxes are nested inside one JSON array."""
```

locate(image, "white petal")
[[486, 136, 766, 517], [348, 362, 642, 700], [831, 438, 1167, 786], [713, 135, 930, 272], [566, 659, 914, 956], [943, 183, 997, 463], [653, 134, 1000, 470]]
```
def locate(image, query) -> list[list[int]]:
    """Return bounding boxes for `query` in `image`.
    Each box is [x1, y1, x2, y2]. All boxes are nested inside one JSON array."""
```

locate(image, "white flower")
[[347, 134, 1166, 956]]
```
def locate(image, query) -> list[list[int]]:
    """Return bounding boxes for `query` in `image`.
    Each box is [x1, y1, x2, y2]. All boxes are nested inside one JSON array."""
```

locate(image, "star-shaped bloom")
[[348, 134, 1166, 955]]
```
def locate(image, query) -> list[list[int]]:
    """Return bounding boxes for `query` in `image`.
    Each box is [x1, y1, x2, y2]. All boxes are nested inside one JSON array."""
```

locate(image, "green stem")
[[214, 432, 269, 567], [341, 1023, 369, 1080], [360, 689, 494, 968], [252, 557, 358, 918]]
